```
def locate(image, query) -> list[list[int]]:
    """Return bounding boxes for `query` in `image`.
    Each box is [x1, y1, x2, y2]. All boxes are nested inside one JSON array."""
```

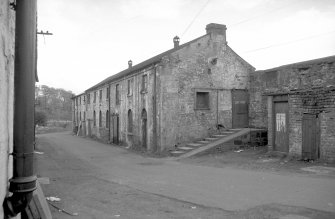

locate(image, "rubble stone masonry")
[[250, 56, 335, 161]]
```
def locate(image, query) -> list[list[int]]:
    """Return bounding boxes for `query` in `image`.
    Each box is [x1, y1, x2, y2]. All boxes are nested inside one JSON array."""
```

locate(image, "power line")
[[181, 0, 211, 37], [230, 1, 299, 28], [244, 30, 335, 53]]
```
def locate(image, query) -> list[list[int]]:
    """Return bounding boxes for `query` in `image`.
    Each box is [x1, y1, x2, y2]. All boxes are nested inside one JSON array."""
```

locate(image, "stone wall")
[[250, 56, 335, 161], [159, 33, 253, 150], [0, 1, 15, 218]]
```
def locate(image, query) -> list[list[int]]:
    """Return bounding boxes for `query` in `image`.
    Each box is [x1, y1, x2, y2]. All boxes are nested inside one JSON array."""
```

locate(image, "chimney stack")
[[206, 23, 227, 43], [128, 60, 132, 68], [173, 36, 180, 48]]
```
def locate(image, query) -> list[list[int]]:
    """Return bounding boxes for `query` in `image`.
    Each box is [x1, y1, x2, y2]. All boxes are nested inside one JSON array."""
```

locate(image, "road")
[[36, 132, 335, 218]]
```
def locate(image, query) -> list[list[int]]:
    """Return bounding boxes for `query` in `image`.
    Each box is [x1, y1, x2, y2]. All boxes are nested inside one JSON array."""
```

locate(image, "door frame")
[[231, 89, 249, 128], [272, 95, 289, 153]]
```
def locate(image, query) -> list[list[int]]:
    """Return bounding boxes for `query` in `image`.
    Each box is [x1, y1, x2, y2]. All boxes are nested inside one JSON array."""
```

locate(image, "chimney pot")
[[128, 60, 132, 68], [173, 36, 180, 48]]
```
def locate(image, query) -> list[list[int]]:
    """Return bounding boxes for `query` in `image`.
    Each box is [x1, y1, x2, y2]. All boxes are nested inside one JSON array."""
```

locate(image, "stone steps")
[[170, 128, 259, 158]]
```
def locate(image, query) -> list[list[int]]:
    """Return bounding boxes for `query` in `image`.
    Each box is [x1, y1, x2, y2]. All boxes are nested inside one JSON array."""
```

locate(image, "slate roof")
[[260, 55, 335, 72]]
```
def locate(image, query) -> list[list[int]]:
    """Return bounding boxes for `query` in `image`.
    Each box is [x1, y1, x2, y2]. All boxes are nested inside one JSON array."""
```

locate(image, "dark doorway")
[[112, 114, 119, 144], [141, 109, 147, 149], [273, 96, 289, 153], [232, 89, 249, 128], [302, 113, 320, 160]]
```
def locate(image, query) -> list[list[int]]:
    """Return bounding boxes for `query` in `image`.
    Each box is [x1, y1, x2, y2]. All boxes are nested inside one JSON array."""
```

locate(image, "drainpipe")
[[3, 0, 37, 217], [216, 89, 219, 128], [152, 64, 158, 152]]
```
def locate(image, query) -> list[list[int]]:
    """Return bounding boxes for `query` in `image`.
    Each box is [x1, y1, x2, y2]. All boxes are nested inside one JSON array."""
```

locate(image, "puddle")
[[301, 166, 335, 174]]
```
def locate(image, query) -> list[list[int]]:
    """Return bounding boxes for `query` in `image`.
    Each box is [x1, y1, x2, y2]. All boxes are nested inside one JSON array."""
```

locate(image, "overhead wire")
[[181, 0, 211, 37], [244, 30, 335, 53]]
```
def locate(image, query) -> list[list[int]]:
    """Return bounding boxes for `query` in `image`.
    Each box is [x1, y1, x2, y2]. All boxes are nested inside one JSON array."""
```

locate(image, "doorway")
[[141, 109, 147, 149], [302, 113, 320, 160], [273, 95, 289, 153], [112, 114, 119, 144], [232, 89, 249, 128]]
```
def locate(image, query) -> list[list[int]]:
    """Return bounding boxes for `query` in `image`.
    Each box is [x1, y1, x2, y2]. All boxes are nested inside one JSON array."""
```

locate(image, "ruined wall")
[[250, 56, 335, 161], [159, 34, 253, 150], [0, 1, 15, 218]]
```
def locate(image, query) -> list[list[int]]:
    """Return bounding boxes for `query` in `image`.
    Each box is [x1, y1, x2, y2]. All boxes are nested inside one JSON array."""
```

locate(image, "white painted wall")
[[0, 1, 15, 218]]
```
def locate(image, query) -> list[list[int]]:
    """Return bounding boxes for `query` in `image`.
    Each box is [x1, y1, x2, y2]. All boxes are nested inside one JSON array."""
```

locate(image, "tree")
[[35, 110, 47, 126]]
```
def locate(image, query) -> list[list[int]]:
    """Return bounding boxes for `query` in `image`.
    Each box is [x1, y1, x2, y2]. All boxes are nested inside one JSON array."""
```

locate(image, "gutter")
[[3, 0, 37, 217]]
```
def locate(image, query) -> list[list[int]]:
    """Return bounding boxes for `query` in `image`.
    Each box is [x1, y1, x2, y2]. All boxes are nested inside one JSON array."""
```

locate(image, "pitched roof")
[[259, 55, 335, 72], [86, 34, 208, 92]]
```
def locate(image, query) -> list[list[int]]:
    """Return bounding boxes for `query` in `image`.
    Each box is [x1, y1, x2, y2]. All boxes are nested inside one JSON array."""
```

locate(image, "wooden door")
[[112, 114, 119, 144], [274, 101, 289, 153], [232, 90, 249, 128], [141, 109, 147, 149], [302, 114, 320, 160]]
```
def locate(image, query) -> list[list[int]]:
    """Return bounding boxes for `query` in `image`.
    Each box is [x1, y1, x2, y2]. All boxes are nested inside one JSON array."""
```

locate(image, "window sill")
[[140, 90, 148, 94]]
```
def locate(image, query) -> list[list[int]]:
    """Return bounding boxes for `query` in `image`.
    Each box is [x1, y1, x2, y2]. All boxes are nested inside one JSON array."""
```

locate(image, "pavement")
[[36, 132, 335, 218]]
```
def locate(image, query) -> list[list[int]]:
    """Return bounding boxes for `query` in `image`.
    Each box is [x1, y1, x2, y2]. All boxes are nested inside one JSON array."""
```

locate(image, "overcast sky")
[[37, 0, 335, 94]]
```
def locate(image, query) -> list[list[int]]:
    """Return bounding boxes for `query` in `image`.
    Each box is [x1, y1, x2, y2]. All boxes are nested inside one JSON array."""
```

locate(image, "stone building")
[[73, 23, 255, 152], [0, 1, 15, 218], [249, 55, 335, 162]]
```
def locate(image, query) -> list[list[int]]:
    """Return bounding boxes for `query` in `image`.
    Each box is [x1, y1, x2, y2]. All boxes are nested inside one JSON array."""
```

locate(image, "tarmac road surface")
[[36, 132, 335, 217]]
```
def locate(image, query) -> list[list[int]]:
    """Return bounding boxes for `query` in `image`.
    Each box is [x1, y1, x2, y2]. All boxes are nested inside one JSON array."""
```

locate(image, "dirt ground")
[[181, 146, 335, 179], [34, 133, 335, 219]]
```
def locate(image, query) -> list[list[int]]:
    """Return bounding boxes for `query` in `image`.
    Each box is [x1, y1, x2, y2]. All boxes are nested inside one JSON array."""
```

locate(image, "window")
[[116, 84, 120, 105], [195, 92, 210, 109], [87, 94, 90, 104], [106, 110, 109, 128], [99, 110, 102, 127], [83, 95, 86, 103], [141, 74, 148, 92], [93, 111, 96, 126], [99, 90, 102, 102], [79, 97, 81, 105], [106, 87, 109, 99], [128, 109, 133, 133], [127, 79, 133, 96], [94, 91, 96, 103]]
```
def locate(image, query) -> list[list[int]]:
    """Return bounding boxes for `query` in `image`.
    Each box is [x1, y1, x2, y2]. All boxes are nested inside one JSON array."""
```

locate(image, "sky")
[[37, 0, 335, 94]]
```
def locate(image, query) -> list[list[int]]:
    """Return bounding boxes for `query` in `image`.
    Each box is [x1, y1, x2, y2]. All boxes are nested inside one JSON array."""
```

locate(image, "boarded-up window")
[[106, 87, 109, 99], [87, 94, 90, 104], [196, 92, 210, 109], [94, 91, 96, 103], [116, 84, 120, 105], [99, 90, 102, 102]]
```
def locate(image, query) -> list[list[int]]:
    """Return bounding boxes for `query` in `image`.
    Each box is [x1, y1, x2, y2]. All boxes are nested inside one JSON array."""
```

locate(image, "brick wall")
[[250, 56, 335, 161]]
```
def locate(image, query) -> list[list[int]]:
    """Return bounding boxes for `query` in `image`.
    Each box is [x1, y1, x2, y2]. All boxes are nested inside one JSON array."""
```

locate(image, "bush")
[[35, 110, 47, 126]]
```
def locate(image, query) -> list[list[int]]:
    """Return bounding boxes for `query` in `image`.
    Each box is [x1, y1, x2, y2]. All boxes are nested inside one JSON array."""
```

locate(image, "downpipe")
[[3, 0, 37, 217]]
